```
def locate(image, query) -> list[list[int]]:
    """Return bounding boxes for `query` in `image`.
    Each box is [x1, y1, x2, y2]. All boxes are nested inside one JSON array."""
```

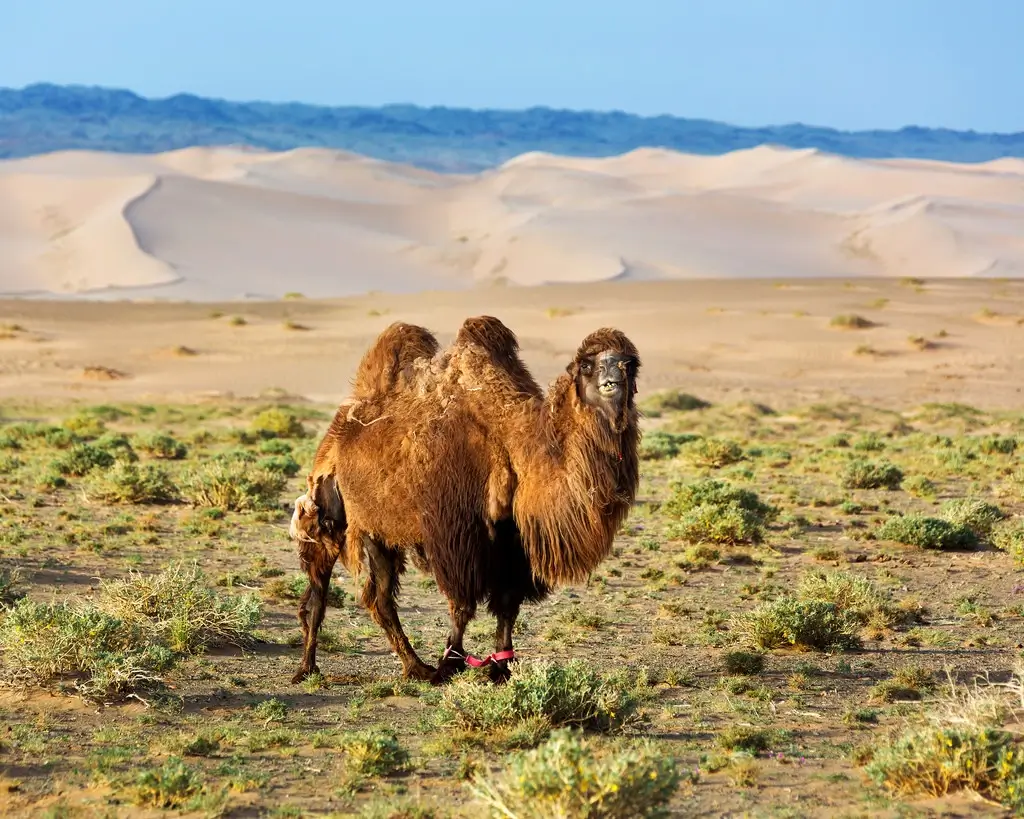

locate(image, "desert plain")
[[1, 145, 1024, 818]]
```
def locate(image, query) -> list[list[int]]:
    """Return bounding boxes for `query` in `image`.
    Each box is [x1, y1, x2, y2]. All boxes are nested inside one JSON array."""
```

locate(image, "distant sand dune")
[[2, 144, 1024, 300]]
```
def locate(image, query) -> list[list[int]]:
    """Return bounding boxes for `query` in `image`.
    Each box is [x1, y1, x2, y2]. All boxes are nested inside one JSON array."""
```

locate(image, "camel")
[[288, 316, 641, 684]]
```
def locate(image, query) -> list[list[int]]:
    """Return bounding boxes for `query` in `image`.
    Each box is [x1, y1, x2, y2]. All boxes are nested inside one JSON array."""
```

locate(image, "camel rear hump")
[[352, 321, 439, 400]]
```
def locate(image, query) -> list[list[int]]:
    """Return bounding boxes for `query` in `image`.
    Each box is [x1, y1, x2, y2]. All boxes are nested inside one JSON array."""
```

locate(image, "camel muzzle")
[[596, 353, 628, 397]]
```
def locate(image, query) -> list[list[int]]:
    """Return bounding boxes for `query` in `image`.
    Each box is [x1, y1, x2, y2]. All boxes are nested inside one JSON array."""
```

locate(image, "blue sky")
[[1, 0, 1021, 132]]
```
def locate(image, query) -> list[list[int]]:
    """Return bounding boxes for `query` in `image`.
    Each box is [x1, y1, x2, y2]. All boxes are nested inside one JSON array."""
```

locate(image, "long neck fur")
[[511, 372, 640, 587]]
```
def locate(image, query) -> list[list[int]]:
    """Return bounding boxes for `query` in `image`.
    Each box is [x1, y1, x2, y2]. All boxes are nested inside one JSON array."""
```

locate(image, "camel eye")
[[580, 361, 593, 376]]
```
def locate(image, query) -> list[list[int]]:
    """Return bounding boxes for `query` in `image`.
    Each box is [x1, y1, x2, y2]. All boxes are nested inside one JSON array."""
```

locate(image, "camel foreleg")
[[292, 545, 338, 684]]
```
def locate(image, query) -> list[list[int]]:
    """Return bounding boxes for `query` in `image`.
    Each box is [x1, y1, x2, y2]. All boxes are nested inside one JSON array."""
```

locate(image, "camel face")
[[289, 492, 315, 542], [578, 349, 637, 425]]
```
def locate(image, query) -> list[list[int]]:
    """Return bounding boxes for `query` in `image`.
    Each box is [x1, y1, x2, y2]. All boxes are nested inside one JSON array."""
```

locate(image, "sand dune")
[[2, 145, 1024, 299]]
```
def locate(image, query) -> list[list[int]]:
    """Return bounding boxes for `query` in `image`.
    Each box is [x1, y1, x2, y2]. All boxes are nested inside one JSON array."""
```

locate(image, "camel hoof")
[[487, 662, 513, 684], [402, 662, 437, 682], [290, 664, 320, 685], [430, 658, 467, 686]]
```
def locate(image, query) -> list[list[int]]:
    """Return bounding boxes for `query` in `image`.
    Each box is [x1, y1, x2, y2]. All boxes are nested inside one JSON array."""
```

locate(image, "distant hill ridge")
[[2, 82, 1024, 172]]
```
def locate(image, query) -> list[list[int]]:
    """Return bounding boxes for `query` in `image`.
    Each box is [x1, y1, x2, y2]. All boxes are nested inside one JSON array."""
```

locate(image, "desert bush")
[[876, 515, 977, 551], [638, 431, 698, 461], [840, 459, 903, 490], [338, 728, 410, 777], [865, 727, 1024, 811], [939, 498, 1004, 537], [87, 461, 179, 504], [979, 434, 1017, 455], [796, 570, 898, 627], [723, 650, 765, 675], [638, 390, 710, 418], [686, 437, 744, 469], [439, 660, 649, 740], [830, 314, 876, 330], [133, 432, 188, 460], [61, 413, 107, 439], [664, 479, 777, 545], [135, 756, 204, 809], [179, 459, 285, 511], [0, 567, 24, 607], [97, 561, 261, 653], [739, 597, 861, 651], [0, 599, 174, 700], [250, 408, 307, 439], [49, 443, 116, 477], [257, 453, 302, 477], [469, 728, 681, 819], [903, 475, 936, 498], [0, 563, 261, 701], [716, 726, 783, 754], [991, 519, 1024, 566]]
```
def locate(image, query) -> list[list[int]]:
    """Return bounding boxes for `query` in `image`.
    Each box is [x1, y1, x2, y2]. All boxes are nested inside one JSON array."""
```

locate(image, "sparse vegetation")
[[840, 459, 903, 490], [830, 314, 876, 330], [469, 728, 682, 819], [876, 514, 978, 551], [739, 596, 862, 651], [663, 479, 777, 545]]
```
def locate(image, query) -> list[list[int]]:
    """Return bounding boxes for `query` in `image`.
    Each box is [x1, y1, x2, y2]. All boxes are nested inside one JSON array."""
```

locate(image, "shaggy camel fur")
[[289, 316, 641, 684]]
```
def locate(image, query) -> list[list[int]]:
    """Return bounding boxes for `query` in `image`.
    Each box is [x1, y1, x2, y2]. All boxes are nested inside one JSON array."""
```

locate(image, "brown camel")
[[288, 316, 641, 684]]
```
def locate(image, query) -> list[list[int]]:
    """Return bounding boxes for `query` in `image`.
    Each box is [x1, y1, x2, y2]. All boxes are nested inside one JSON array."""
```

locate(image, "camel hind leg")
[[360, 533, 436, 681]]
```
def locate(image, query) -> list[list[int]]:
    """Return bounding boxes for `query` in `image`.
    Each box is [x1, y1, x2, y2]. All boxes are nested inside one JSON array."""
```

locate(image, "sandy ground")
[[2, 146, 1024, 301], [1, 277, 1024, 410]]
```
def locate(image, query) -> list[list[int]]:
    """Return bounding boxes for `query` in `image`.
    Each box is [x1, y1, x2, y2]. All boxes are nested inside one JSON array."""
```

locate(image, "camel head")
[[288, 473, 345, 565], [567, 328, 640, 432]]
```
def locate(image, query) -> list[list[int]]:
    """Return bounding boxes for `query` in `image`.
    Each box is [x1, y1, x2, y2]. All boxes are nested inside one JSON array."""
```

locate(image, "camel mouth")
[[598, 379, 625, 396]]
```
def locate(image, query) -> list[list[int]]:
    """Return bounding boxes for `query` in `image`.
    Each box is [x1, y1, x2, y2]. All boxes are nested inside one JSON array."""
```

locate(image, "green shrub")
[[638, 431, 698, 461], [830, 314, 876, 330], [796, 570, 897, 626], [50, 443, 115, 477], [86, 461, 179, 504], [864, 727, 1024, 811], [0, 563, 261, 702], [439, 660, 649, 740], [0, 600, 174, 701], [338, 728, 409, 777], [179, 459, 285, 511], [991, 519, 1024, 566], [61, 414, 107, 439], [0, 566, 24, 607], [840, 459, 903, 490], [133, 432, 188, 460], [939, 498, 1004, 537], [686, 438, 744, 469], [739, 597, 861, 651], [876, 515, 978, 550], [664, 479, 777, 545], [250, 408, 306, 439], [257, 454, 302, 477], [469, 728, 681, 819], [638, 390, 710, 418], [716, 726, 781, 754], [903, 475, 936, 498], [722, 650, 765, 675], [135, 756, 204, 809], [979, 435, 1017, 455], [97, 561, 262, 654]]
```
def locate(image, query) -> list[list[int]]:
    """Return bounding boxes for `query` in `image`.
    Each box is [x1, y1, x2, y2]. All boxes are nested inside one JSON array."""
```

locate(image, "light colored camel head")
[[289, 491, 318, 542], [567, 328, 640, 431]]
